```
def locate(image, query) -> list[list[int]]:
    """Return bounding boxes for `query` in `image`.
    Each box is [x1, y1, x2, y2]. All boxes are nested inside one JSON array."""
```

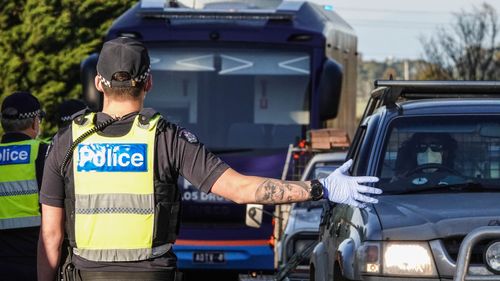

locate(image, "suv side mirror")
[[245, 204, 263, 228], [80, 53, 102, 111], [318, 59, 343, 122]]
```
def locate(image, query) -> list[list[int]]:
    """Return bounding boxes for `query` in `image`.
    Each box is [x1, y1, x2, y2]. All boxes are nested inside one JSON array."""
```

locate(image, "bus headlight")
[[358, 241, 437, 277], [485, 241, 500, 274]]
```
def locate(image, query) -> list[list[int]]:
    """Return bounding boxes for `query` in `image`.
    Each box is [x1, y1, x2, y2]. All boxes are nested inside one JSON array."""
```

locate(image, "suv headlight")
[[357, 241, 437, 277], [485, 241, 500, 274]]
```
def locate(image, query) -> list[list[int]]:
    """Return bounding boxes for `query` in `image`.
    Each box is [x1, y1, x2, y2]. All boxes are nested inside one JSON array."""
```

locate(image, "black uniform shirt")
[[40, 111, 229, 271], [0, 132, 48, 257]]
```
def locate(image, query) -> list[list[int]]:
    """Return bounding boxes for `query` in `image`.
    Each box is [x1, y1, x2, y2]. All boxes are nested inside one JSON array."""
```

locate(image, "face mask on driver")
[[417, 147, 442, 165]]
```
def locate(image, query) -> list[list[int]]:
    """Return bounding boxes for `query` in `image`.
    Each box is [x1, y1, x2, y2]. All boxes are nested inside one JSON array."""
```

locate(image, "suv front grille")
[[442, 236, 493, 264]]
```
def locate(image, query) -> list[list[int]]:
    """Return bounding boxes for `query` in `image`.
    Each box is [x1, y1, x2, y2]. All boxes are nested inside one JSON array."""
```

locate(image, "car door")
[[325, 203, 346, 280]]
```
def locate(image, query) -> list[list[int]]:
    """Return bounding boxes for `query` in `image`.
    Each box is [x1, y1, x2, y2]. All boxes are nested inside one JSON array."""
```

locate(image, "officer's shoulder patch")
[[178, 128, 199, 144]]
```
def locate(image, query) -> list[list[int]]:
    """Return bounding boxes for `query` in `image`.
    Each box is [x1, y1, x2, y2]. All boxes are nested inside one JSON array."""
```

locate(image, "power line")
[[332, 6, 454, 15], [344, 17, 450, 25], [348, 19, 451, 26], [352, 25, 441, 30]]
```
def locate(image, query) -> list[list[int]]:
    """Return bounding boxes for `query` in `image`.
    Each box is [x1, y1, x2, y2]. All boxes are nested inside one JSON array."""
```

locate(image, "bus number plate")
[[193, 252, 225, 264]]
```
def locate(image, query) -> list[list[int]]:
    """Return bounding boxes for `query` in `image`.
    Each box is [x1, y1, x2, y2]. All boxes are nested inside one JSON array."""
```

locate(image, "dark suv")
[[309, 81, 500, 281]]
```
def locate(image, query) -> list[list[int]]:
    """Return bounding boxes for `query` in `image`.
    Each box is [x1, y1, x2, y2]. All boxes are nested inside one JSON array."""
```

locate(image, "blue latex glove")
[[319, 159, 382, 208]]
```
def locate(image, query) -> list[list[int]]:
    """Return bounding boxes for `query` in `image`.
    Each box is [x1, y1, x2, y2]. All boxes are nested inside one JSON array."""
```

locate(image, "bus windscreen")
[[145, 46, 311, 150]]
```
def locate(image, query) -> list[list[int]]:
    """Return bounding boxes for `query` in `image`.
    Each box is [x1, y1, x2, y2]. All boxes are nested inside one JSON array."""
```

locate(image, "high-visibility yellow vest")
[[0, 139, 41, 229], [70, 113, 178, 262]]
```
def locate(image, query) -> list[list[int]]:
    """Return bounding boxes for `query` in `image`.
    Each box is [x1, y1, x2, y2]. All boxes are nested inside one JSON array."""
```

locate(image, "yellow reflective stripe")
[[75, 214, 154, 249], [0, 180, 38, 195], [0, 216, 40, 229], [75, 193, 154, 214]]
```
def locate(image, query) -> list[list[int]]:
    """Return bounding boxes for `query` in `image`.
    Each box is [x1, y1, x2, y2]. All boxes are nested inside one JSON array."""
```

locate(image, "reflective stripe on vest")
[[0, 139, 41, 229], [72, 114, 166, 262]]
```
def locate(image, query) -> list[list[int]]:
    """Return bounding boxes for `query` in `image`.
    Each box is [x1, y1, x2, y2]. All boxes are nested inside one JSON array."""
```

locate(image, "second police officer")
[[37, 37, 382, 281], [0, 91, 48, 280]]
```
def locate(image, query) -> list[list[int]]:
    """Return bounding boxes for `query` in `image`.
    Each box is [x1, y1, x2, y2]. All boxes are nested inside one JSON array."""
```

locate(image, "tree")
[[0, 0, 136, 136], [419, 3, 500, 80]]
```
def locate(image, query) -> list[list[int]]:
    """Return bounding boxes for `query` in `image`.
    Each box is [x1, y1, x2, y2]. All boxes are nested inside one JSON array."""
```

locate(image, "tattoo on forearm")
[[255, 179, 311, 204]]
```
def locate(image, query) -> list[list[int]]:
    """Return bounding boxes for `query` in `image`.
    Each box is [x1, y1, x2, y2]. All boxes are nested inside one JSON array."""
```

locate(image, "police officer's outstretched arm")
[[211, 159, 382, 207]]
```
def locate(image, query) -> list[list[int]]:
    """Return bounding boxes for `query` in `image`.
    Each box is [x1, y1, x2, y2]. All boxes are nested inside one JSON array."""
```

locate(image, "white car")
[[276, 151, 347, 281]]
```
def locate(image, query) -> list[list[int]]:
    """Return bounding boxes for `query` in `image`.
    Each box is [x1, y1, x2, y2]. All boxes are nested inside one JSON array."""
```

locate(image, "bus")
[[80, 0, 357, 275]]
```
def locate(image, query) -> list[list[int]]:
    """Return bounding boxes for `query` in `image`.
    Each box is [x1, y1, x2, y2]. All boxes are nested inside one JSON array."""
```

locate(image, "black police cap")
[[96, 37, 151, 88], [1, 91, 44, 120]]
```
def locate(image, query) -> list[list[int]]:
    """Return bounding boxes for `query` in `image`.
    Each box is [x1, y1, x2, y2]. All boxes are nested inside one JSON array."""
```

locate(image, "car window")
[[351, 114, 379, 176], [377, 115, 500, 194], [313, 166, 337, 179], [306, 162, 341, 180], [351, 126, 367, 175]]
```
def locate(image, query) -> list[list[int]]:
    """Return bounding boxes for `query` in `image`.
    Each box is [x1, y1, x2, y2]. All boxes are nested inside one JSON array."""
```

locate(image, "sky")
[[310, 0, 500, 61]]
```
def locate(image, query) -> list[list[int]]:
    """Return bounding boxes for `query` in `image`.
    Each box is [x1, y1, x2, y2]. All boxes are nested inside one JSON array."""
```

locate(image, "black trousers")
[[0, 256, 37, 281], [0, 228, 38, 281]]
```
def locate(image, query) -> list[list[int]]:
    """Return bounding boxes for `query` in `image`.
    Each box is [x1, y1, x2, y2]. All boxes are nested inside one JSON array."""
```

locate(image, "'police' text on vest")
[[77, 143, 147, 172], [0, 145, 31, 165]]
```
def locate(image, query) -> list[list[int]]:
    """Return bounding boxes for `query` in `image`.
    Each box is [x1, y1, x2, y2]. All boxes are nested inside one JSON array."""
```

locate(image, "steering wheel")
[[405, 163, 462, 177]]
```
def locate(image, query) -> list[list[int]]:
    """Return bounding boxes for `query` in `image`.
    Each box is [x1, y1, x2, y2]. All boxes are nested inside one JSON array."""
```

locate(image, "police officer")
[[57, 99, 88, 129], [37, 37, 381, 281], [0, 91, 48, 280]]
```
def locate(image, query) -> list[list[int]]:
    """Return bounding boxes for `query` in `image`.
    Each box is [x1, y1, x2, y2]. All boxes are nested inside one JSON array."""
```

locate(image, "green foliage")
[[0, 0, 136, 137]]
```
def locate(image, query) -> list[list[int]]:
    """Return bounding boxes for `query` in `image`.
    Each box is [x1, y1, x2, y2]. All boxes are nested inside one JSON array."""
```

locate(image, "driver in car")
[[394, 132, 458, 182]]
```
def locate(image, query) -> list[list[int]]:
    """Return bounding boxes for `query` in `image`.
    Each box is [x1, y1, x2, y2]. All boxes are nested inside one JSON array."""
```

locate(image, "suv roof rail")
[[371, 80, 500, 107], [357, 80, 500, 127], [375, 80, 500, 93]]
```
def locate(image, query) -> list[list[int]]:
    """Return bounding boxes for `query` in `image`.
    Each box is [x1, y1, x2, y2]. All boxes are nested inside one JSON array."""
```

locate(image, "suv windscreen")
[[377, 115, 500, 194]]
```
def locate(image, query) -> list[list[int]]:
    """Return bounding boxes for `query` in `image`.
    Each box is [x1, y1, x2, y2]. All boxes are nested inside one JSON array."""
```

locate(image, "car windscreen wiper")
[[394, 181, 497, 195]]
